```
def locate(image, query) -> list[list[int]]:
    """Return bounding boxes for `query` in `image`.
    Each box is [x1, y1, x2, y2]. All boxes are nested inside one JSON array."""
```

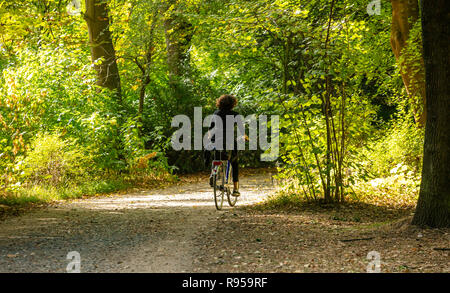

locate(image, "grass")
[[247, 176, 417, 226], [258, 174, 419, 212], [0, 178, 131, 206], [258, 191, 307, 210], [0, 170, 177, 208]]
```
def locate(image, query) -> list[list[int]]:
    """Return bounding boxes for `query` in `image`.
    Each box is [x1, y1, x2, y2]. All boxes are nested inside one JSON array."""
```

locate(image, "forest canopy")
[[0, 0, 427, 210]]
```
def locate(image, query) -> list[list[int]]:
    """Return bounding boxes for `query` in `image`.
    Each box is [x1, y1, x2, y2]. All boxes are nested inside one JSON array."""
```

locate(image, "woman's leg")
[[231, 151, 238, 182], [231, 151, 239, 194]]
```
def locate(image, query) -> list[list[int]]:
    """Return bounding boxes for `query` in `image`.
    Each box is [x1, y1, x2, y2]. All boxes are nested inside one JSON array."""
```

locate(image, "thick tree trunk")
[[84, 0, 124, 160], [411, 0, 450, 227], [84, 0, 122, 98], [163, 0, 193, 84], [390, 0, 426, 126]]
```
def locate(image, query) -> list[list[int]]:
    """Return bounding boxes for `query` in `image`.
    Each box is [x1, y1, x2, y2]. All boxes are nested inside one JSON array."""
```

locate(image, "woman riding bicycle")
[[207, 94, 246, 197]]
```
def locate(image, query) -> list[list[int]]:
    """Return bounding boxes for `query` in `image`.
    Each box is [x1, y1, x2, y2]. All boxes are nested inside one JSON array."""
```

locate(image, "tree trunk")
[[136, 8, 159, 135], [84, 0, 122, 99], [390, 0, 426, 126], [85, 0, 124, 161], [163, 0, 193, 84], [411, 0, 450, 227]]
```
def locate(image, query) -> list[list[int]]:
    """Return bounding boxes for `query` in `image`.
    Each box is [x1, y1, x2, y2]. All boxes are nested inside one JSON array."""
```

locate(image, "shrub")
[[362, 116, 424, 178], [17, 133, 93, 187]]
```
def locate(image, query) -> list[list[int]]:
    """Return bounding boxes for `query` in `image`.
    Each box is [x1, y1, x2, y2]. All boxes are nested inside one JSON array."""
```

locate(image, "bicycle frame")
[[211, 150, 231, 184], [210, 150, 237, 210], [211, 159, 231, 184]]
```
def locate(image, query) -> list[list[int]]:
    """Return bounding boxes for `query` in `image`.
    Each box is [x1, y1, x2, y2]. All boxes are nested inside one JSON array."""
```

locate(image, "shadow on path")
[[0, 171, 276, 272]]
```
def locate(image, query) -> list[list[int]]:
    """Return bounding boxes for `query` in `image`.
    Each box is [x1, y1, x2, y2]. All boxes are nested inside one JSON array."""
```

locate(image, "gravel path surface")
[[1, 169, 448, 273], [0, 170, 276, 272]]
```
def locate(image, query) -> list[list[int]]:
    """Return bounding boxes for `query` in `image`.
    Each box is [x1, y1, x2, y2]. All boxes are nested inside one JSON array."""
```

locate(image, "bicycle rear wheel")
[[213, 164, 224, 210], [226, 164, 238, 207]]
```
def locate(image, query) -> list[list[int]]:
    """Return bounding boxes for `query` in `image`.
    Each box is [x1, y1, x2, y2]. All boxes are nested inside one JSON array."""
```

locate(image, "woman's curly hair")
[[216, 94, 238, 111]]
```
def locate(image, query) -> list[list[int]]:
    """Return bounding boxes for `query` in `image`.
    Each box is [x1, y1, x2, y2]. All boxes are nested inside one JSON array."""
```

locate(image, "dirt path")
[[0, 168, 448, 273], [0, 169, 276, 272]]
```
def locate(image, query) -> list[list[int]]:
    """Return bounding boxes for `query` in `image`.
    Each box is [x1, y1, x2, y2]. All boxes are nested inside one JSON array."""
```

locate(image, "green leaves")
[[0, 0, 416, 203]]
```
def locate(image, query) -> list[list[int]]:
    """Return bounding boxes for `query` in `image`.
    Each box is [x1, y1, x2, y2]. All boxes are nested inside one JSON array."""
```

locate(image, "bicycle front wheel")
[[213, 165, 224, 210]]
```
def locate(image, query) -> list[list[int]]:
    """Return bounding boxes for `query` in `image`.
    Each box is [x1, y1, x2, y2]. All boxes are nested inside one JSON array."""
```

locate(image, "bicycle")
[[210, 150, 238, 210]]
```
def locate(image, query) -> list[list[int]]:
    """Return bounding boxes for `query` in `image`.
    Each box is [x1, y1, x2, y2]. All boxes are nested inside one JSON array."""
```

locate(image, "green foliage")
[[362, 115, 424, 178], [397, 19, 425, 119], [0, 45, 124, 177], [0, 178, 131, 206], [0, 0, 424, 207], [15, 132, 93, 187]]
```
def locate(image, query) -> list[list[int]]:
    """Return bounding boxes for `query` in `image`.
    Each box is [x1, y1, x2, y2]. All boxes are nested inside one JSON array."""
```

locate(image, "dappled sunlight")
[[0, 0, 447, 276], [69, 175, 277, 210]]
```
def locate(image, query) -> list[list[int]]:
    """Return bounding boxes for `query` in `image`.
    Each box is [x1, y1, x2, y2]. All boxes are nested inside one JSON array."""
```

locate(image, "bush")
[[344, 115, 424, 208], [16, 133, 93, 187], [362, 116, 424, 178]]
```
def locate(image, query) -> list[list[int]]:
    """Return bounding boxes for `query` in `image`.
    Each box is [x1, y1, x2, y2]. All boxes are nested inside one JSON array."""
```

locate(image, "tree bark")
[[390, 0, 426, 126], [84, 0, 122, 99], [163, 0, 193, 84], [411, 0, 450, 227]]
